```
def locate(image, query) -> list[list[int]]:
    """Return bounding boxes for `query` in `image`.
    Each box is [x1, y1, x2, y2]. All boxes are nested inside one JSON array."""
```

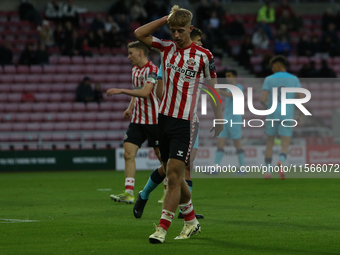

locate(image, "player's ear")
[[189, 25, 194, 33]]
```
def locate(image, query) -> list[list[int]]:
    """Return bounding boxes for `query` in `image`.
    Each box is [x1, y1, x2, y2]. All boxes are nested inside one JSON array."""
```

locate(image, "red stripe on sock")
[[159, 219, 171, 231], [125, 185, 134, 191], [183, 210, 196, 222]]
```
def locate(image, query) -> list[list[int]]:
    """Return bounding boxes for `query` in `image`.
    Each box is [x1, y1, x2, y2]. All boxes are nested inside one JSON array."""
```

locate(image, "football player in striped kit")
[[133, 28, 204, 220], [135, 5, 223, 243], [107, 41, 164, 204]]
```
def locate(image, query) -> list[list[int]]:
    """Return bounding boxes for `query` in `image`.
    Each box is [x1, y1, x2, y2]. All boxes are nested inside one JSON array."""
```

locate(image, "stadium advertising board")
[[0, 150, 115, 172], [306, 145, 340, 164]]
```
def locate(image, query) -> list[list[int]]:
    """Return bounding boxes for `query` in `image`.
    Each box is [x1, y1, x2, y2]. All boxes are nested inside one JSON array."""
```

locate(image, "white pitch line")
[[0, 218, 39, 223], [97, 188, 112, 191]]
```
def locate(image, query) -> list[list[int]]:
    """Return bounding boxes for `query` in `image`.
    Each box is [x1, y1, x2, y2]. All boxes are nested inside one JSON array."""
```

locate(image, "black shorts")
[[158, 114, 198, 164], [124, 123, 159, 148]]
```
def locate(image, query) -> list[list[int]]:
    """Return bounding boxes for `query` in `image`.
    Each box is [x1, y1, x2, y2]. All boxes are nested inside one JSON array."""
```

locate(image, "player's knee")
[[123, 151, 134, 161], [166, 173, 181, 190]]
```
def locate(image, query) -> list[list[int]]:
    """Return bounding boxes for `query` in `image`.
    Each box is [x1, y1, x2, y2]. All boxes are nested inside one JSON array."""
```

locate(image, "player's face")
[[225, 72, 236, 84], [127, 48, 140, 66], [169, 25, 192, 47], [192, 35, 202, 46]]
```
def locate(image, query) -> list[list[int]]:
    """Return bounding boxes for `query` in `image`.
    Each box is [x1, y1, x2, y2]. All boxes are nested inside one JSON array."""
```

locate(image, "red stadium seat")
[[25, 84, 38, 93], [110, 56, 123, 65], [63, 83, 78, 92], [97, 56, 110, 64], [1, 113, 15, 122], [83, 65, 96, 73], [5, 103, 19, 112], [56, 113, 71, 122], [66, 133, 81, 141], [0, 123, 12, 131], [93, 133, 106, 141], [84, 57, 96, 65], [32, 103, 46, 112], [59, 56, 71, 65], [51, 133, 66, 141], [86, 102, 99, 111], [26, 123, 40, 131], [69, 65, 84, 74], [45, 103, 59, 112], [18, 103, 33, 112], [3, 65, 16, 73], [13, 75, 27, 83], [56, 65, 70, 73], [53, 122, 68, 131], [94, 65, 108, 73], [66, 74, 81, 83], [30, 65, 43, 74], [68, 122, 82, 130], [25, 75, 40, 84], [10, 84, 24, 93], [0, 85, 11, 93], [99, 102, 112, 111], [30, 113, 44, 122], [17, 65, 30, 73], [16, 113, 30, 122], [59, 102, 73, 112], [108, 65, 121, 73], [83, 112, 97, 121], [53, 74, 67, 83], [70, 113, 84, 122], [97, 112, 111, 121], [0, 75, 14, 83], [72, 102, 86, 111], [35, 93, 49, 102], [82, 122, 95, 130], [95, 122, 109, 130], [118, 74, 131, 83], [40, 75, 53, 83], [71, 56, 84, 64], [9, 133, 25, 142], [44, 65, 57, 73], [50, 84, 64, 93], [8, 93, 22, 102], [43, 112, 56, 122], [108, 122, 122, 130]]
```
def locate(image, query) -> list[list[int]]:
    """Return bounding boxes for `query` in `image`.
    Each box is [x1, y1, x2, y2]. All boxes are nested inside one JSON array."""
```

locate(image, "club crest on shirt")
[[186, 58, 196, 67]]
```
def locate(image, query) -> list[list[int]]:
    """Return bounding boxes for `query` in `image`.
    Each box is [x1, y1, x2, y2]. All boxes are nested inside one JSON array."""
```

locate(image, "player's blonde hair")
[[167, 5, 192, 27], [127, 41, 149, 56]]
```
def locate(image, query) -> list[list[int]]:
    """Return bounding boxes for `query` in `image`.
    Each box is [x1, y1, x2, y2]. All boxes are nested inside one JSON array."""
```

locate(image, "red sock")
[[159, 209, 175, 231], [125, 178, 134, 195], [163, 178, 168, 191], [179, 200, 197, 223]]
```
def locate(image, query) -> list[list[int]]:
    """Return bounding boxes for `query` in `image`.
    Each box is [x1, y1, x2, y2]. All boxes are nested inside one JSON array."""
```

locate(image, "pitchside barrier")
[[0, 149, 115, 172]]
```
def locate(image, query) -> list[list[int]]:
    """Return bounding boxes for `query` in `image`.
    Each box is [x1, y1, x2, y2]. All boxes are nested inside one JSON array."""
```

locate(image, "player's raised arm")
[[134, 16, 168, 48], [107, 82, 154, 98]]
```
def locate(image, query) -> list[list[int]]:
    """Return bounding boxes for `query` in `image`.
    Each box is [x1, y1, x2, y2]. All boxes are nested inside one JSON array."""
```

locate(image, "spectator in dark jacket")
[[19, 0, 42, 26], [19, 43, 37, 66], [35, 44, 50, 65], [297, 35, 313, 57], [91, 14, 105, 32], [275, 0, 294, 20], [0, 41, 13, 66], [318, 60, 337, 78], [94, 83, 104, 103], [76, 77, 94, 103]]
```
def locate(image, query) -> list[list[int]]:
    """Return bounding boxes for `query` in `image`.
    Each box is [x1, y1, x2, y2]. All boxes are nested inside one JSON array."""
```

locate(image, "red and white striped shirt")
[[151, 36, 216, 121], [131, 61, 159, 125]]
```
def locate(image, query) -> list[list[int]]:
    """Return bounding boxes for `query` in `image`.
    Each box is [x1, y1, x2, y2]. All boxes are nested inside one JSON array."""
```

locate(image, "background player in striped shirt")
[[259, 55, 304, 179], [214, 69, 246, 173], [107, 41, 164, 203], [135, 5, 223, 243], [133, 28, 204, 220]]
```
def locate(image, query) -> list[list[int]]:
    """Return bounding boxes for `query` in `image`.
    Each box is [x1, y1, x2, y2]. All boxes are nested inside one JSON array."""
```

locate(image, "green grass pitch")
[[0, 170, 339, 255]]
